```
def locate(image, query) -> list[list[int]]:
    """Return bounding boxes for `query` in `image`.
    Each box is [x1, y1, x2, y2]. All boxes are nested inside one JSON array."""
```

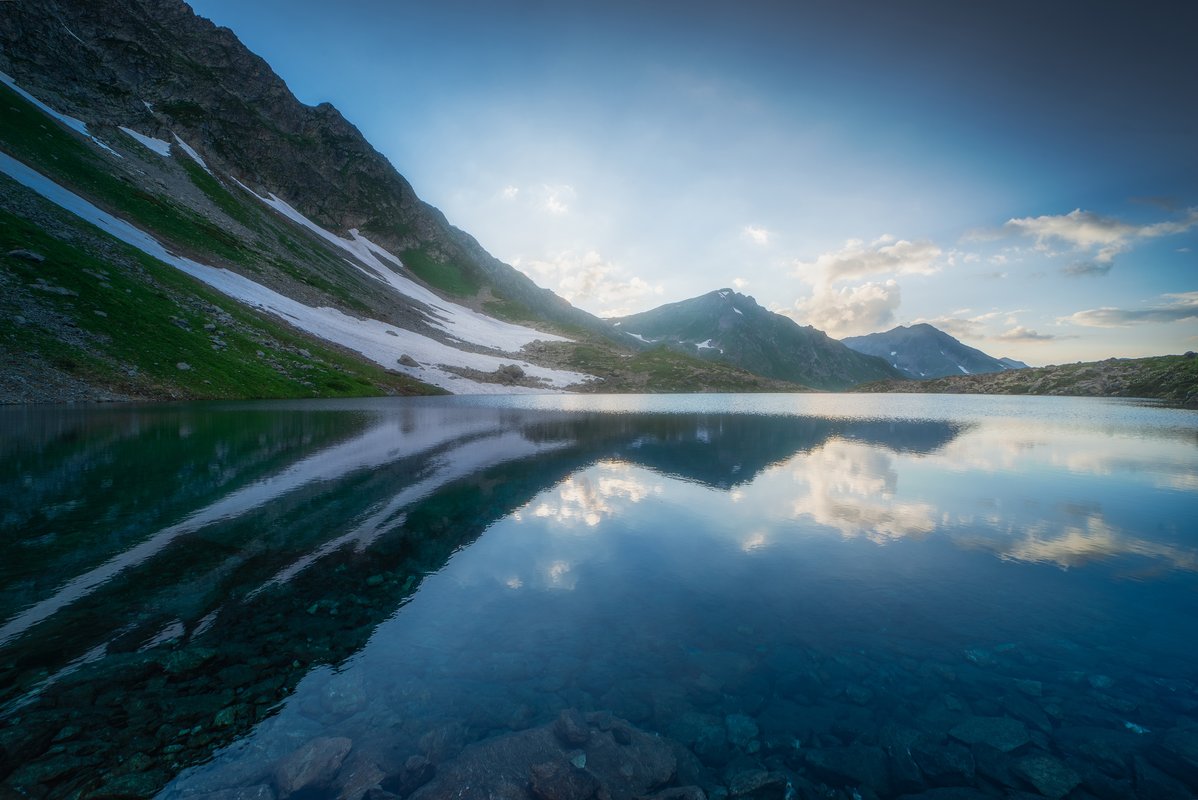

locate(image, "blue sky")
[[188, 0, 1197, 363]]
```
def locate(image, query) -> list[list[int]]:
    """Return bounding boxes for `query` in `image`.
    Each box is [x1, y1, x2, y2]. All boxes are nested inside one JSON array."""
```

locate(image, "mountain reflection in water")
[[0, 394, 1194, 799]]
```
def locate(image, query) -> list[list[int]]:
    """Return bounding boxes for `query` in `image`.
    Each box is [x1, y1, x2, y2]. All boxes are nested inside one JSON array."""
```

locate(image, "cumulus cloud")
[[742, 225, 771, 245], [1001, 207, 1198, 264], [1062, 261, 1111, 277], [788, 280, 901, 337], [500, 185, 520, 200], [995, 326, 1055, 342], [1062, 291, 1198, 327], [794, 236, 941, 284], [513, 249, 662, 318], [732, 277, 749, 290]]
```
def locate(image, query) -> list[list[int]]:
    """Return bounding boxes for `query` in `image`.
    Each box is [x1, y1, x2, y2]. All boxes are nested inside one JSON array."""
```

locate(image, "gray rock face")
[[410, 711, 675, 800]]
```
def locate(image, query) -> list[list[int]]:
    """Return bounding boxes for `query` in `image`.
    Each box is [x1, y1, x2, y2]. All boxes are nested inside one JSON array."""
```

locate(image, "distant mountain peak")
[[610, 289, 901, 390], [842, 323, 1024, 380]]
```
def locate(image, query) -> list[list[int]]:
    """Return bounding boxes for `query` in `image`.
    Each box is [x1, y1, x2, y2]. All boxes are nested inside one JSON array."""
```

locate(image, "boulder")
[[948, 716, 1029, 753], [273, 736, 353, 799], [530, 758, 601, 800], [1013, 752, 1080, 799]]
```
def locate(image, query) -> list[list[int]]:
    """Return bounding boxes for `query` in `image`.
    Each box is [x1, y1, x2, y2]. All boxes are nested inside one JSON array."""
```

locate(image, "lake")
[[1, 393, 1196, 800]]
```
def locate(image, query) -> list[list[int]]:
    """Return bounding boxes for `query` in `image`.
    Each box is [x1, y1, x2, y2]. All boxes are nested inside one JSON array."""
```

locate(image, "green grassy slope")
[[0, 205, 440, 400]]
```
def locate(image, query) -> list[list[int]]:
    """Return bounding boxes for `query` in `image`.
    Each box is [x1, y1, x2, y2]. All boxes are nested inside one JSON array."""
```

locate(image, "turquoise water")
[[1, 394, 1196, 799]]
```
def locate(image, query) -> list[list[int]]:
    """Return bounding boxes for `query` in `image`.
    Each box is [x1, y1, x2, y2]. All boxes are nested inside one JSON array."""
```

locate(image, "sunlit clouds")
[[789, 279, 902, 338], [513, 250, 663, 318], [1001, 207, 1198, 265], [785, 237, 940, 337]]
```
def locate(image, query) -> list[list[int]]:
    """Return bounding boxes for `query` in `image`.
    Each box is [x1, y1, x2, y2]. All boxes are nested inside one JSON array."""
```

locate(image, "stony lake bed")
[[1, 393, 1196, 800]]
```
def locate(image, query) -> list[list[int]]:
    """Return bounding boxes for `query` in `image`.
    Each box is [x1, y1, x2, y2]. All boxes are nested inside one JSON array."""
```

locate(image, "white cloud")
[[1062, 291, 1198, 327], [731, 277, 749, 290], [793, 236, 941, 284], [788, 279, 901, 337], [742, 225, 771, 245], [500, 185, 520, 200], [995, 326, 1055, 342], [1002, 207, 1198, 264], [538, 183, 576, 216], [513, 249, 663, 318]]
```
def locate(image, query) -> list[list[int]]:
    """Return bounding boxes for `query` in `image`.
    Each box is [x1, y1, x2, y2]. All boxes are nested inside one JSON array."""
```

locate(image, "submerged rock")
[[1013, 752, 1080, 799], [530, 757, 602, 800], [724, 714, 759, 749], [555, 709, 592, 747], [948, 716, 1030, 753], [409, 710, 675, 800], [804, 745, 890, 795], [911, 740, 975, 787], [273, 736, 353, 799], [725, 769, 787, 799], [1151, 726, 1198, 786]]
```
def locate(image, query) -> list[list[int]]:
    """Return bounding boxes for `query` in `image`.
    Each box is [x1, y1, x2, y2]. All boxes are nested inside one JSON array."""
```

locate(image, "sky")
[[187, 0, 1198, 364]]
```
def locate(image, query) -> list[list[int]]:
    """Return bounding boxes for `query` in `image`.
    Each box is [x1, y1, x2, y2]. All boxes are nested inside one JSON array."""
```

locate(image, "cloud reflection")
[[787, 439, 938, 544], [519, 460, 663, 530]]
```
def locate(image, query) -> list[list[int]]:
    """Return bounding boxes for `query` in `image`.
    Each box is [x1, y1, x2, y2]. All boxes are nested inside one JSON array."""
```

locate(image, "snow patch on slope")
[[234, 181, 567, 353], [118, 126, 171, 156], [0, 71, 122, 157], [0, 152, 594, 394], [696, 339, 716, 350], [171, 134, 212, 174]]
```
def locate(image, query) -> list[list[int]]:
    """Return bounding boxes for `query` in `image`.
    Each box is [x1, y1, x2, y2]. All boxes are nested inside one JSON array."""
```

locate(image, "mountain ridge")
[[610, 288, 902, 390], [842, 323, 1021, 379]]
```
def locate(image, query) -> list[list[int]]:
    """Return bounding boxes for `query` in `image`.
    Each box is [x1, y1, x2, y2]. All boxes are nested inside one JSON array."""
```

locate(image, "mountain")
[[841, 323, 1022, 379], [3, 0, 792, 401], [853, 353, 1198, 406], [609, 289, 902, 390]]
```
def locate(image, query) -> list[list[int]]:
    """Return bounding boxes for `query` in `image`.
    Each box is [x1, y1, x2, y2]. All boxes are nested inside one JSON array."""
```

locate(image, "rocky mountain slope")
[[3, 0, 803, 401], [841, 323, 1023, 379], [854, 353, 1198, 406], [610, 289, 901, 390]]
